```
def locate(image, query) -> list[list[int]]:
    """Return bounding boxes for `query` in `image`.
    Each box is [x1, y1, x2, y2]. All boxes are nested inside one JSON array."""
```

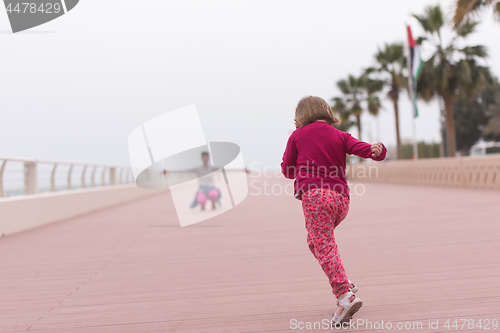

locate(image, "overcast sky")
[[1, 0, 499, 169]]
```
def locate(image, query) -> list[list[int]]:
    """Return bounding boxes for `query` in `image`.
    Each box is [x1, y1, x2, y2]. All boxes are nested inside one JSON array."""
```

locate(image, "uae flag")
[[407, 25, 423, 117]]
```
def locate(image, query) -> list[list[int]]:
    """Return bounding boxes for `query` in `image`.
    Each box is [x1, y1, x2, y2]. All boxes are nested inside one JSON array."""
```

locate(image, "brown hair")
[[294, 96, 340, 129]]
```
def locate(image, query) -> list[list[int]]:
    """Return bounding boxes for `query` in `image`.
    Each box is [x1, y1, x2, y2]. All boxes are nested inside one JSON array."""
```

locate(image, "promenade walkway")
[[1, 176, 499, 332]]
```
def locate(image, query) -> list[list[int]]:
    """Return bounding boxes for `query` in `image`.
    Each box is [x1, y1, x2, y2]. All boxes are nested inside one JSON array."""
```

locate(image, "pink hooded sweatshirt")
[[281, 121, 387, 200]]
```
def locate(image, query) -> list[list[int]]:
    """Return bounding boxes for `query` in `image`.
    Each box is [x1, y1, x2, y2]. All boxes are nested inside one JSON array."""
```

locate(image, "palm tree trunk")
[[443, 94, 457, 157], [355, 114, 364, 163], [356, 114, 362, 141], [392, 97, 402, 159]]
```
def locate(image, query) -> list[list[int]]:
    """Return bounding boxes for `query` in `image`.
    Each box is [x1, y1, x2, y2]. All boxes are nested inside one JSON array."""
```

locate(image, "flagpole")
[[412, 107, 418, 160], [406, 24, 419, 160]]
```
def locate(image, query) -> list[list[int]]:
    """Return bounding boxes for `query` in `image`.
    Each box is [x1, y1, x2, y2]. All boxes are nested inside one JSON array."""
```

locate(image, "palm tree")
[[331, 97, 355, 133], [332, 74, 383, 142], [453, 0, 500, 25], [413, 4, 492, 157], [366, 43, 407, 159]]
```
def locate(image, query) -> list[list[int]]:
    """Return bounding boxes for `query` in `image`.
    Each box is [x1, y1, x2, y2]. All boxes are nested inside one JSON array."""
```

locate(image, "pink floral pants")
[[301, 188, 351, 298]]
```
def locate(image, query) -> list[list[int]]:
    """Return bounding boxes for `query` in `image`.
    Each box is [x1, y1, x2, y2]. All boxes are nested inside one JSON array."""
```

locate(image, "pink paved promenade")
[[1, 176, 500, 332]]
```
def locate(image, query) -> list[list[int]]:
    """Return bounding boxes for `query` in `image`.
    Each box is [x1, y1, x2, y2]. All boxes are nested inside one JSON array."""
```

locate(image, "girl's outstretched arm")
[[344, 132, 387, 161]]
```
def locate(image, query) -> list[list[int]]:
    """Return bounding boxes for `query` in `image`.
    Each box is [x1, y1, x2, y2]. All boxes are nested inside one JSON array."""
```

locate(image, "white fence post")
[[51, 164, 58, 192], [91, 166, 97, 187], [110, 167, 116, 185], [81, 166, 87, 189], [101, 168, 106, 186], [24, 162, 38, 195], [0, 160, 6, 197], [67, 165, 74, 190]]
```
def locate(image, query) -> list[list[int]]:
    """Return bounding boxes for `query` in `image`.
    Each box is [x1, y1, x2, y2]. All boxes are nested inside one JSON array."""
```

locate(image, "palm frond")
[[367, 96, 382, 116], [366, 78, 384, 95], [427, 5, 445, 34], [351, 101, 363, 116], [416, 36, 427, 45], [413, 5, 445, 45], [415, 56, 437, 102], [336, 79, 351, 95], [460, 45, 488, 58], [413, 14, 432, 32], [364, 66, 378, 75], [331, 97, 347, 113], [453, 0, 496, 25], [454, 20, 479, 37]]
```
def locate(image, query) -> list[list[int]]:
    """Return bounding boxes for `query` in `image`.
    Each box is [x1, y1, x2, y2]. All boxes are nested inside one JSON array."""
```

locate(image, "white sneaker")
[[331, 291, 363, 326]]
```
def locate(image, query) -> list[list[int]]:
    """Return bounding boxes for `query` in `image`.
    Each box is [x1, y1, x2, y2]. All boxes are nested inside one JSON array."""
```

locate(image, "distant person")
[[162, 151, 221, 211], [190, 151, 221, 210], [281, 96, 387, 327]]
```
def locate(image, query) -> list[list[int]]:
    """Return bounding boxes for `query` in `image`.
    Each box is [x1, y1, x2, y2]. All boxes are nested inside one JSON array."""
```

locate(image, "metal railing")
[[0, 155, 133, 198]]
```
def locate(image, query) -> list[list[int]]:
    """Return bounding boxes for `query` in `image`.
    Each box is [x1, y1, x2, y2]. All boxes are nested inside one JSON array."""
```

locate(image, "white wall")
[[349, 155, 500, 190], [0, 184, 165, 237]]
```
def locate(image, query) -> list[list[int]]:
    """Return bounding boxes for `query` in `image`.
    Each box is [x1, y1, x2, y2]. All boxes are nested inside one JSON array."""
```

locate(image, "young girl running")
[[281, 96, 387, 326]]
